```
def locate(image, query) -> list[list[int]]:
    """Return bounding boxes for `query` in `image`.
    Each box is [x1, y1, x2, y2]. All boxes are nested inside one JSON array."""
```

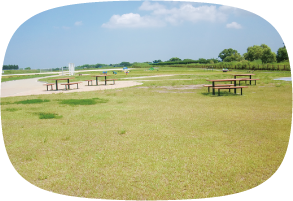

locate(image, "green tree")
[[197, 58, 207, 63], [207, 58, 220, 64], [3, 65, 19, 70], [223, 52, 244, 62], [276, 45, 289, 62], [168, 57, 181, 62], [153, 60, 162, 63], [243, 45, 264, 61], [25, 67, 31, 70], [120, 62, 131, 66], [218, 48, 238, 61], [261, 47, 276, 64]]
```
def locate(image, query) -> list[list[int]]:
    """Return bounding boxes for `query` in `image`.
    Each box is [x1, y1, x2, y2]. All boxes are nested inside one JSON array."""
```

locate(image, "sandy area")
[[0, 73, 199, 98], [1, 76, 143, 98]]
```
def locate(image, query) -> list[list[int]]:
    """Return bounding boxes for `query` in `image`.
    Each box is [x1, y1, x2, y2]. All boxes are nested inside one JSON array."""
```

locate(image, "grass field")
[[1, 67, 292, 199], [1, 74, 58, 82]]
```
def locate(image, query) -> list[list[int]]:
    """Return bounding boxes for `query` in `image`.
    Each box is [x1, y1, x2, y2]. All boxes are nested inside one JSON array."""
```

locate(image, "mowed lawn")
[[1, 68, 292, 199]]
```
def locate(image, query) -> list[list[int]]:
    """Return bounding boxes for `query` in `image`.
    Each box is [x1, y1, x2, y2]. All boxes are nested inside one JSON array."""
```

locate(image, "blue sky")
[[3, 1, 285, 69]]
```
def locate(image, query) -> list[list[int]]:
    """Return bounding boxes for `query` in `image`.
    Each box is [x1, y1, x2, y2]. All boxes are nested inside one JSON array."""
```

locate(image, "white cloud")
[[102, 2, 239, 28], [139, 1, 165, 11], [101, 13, 165, 28], [74, 21, 83, 26], [157, 4, 228, 25], [226, 22, 242, 29]]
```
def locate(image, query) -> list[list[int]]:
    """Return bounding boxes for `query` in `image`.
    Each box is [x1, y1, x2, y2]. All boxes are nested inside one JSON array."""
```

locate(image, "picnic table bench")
[[207, 78, 249, 95], [102, 79, 117, 85], [204, 84, 234, 92], [61, 82, 82, 90], [85, 80, 93, 86], [233, 74, 256, 85], [238, 78, 260, 85], [43, 83, 54, 91], [213, 86, 248, 96]]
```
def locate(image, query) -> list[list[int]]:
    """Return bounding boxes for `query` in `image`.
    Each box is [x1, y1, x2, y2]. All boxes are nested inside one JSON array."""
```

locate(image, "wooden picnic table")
[[233, 74, 255, 85], [207, 78, 248, 95], [91, 75, 112, 85], [50, 77, 74, 90]]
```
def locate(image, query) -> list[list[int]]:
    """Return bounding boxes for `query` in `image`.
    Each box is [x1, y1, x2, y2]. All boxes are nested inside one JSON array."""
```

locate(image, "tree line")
[[151, 44, 288, 66], [3, 44, 288, 71], [152, 57, 220, 65], [2, 65, 19, 70]]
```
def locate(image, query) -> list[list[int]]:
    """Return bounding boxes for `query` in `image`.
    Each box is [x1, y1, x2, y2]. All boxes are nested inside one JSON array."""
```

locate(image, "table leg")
[[47, 85, 49, 91], [96, 77, 98, 85], [67, 79, 70, 89], [212, 82, 215, 95], [234, 81, 236, 94], [105, 76, 107, 85], [250, 75, 252, 85], [56, 80, 58, 90]]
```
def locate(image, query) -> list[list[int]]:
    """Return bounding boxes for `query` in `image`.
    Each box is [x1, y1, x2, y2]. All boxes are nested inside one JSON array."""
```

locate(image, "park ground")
[[1, 67, 292, 199]]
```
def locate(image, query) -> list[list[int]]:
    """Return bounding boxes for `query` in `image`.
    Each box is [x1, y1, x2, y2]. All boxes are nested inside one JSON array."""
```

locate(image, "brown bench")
[[60, 82, 82, 90], [43, 83, 54, 91], [238, 79, 260, 85], [213, 86, 248, 96], [204, 84, 234, 92], [85, 80, 93, 86], [102, 79, 117, 85]]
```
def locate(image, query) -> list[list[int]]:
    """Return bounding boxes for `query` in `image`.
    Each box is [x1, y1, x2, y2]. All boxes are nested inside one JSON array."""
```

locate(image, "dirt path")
[[1, 76, 142, 98]]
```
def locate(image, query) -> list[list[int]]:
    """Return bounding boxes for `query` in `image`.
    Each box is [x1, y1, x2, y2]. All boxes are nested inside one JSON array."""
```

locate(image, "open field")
[[1, 67, 292, 199], [1, 74, 58, 82]]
